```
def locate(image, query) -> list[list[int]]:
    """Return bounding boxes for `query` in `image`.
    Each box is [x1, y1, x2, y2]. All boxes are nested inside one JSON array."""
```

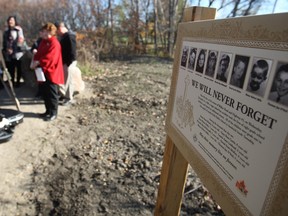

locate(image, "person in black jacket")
[[2, 16, 25, 87], [30, 29, 44, 98], [55, 22, 77, 105]]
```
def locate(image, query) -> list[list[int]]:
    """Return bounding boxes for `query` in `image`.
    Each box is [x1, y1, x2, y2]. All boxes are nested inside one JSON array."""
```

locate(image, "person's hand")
[[18, 37, 24, 44], [17, 37, 24, 47], [7, 48, 13, 55], [30, 61, 39, 70]]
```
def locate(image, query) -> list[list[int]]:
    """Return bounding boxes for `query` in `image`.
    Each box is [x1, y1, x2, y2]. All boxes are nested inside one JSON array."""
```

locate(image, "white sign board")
[[165, 13, 288, 216], [172, 41, 287, 216]]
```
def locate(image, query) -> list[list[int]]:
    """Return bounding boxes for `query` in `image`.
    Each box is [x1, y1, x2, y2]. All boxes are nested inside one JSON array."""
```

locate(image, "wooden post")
[[182, 6, 216, 22], [155, 6, 216, 216], [154, 136, 188, 216]]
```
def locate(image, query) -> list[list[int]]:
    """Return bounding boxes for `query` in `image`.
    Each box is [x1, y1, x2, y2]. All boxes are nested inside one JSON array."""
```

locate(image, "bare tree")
[[272, 0, 278, 13], [153, 0, 158, 54], [156, 0, 188, 56], [228, 0, 261, 17], [0, 0, 267, 59]]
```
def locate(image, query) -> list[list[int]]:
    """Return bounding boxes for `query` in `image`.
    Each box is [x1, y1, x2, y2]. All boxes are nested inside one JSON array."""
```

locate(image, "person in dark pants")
[[2, 16, 25, 87], [55, 22, 77, 105], [30, 29, 44, 98], [31, 22, 64, 121], [42, 79, 59, 120]]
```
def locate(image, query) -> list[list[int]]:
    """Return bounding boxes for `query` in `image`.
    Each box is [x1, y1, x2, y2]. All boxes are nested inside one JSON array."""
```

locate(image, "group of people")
[[2, 16, 77, 121]]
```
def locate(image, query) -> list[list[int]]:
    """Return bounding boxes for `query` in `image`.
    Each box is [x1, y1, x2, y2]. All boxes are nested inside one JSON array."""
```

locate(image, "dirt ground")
[[0, 57, 225, 215]]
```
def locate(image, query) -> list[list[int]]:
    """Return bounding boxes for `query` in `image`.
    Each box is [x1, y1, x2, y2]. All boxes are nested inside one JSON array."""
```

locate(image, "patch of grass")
[[78, 61, 108, 78], [78, 62, 94, 77]]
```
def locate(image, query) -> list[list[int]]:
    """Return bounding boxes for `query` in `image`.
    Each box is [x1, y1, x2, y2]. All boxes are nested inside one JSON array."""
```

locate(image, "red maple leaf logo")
[[236, 180, 248, 195]]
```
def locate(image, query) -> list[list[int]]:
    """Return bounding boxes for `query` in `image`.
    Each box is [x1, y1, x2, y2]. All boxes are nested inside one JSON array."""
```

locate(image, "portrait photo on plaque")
[[229, 55, 250, 89], [187, 47, 197, 71], [216, 52, 232, 83], [205, 50, 218, 78], [195, 49, 207, 73], [246, 58, 272, 97], [268, 62, 288, 106]]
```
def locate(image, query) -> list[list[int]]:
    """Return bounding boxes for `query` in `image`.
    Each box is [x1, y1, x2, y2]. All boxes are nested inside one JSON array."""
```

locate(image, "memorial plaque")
[[166, 13, 288, 216]]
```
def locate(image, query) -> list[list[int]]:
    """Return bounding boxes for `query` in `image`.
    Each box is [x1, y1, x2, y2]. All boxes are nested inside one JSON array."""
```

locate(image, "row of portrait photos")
[[180, 45, 288, 107]]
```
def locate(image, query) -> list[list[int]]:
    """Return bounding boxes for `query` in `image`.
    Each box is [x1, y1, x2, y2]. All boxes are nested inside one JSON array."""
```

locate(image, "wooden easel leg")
[[155, 136, 188, 216], [155, 7, 216, 216]]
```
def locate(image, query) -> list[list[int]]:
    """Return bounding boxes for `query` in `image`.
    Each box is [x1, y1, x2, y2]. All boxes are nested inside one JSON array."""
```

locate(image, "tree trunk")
[[153, 0, 158, 54], [231, 0, 241, 17], [168, 0, 175, 56], [108, 0, 114, 47]]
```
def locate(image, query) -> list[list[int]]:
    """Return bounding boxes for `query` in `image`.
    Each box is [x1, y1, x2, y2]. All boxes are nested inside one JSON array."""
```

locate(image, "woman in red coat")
[[31, 22, 64, 121]]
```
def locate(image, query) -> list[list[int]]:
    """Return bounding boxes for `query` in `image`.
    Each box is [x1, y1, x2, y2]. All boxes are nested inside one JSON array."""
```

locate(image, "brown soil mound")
[[0, 57, 224, 215]]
